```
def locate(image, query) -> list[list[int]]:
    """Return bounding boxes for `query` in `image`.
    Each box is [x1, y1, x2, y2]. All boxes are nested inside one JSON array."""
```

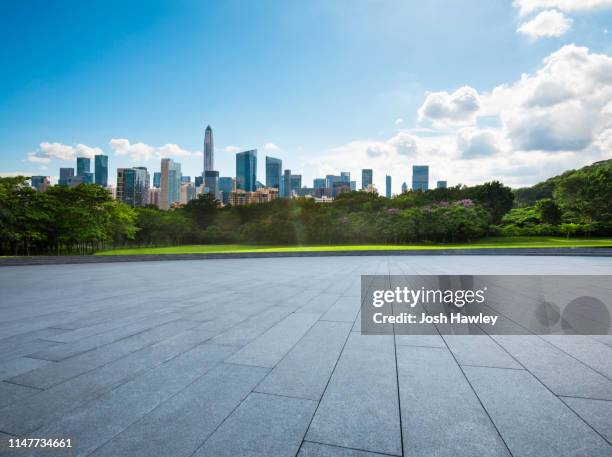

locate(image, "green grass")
[[95, 237, 612, 255]]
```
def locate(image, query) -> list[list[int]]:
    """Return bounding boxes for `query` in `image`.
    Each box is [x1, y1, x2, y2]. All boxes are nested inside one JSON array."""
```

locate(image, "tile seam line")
[[302, 439, 402, 457]]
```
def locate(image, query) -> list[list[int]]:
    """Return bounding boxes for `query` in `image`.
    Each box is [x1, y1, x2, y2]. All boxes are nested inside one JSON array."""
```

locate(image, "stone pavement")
[[0, 255, 611, 456]]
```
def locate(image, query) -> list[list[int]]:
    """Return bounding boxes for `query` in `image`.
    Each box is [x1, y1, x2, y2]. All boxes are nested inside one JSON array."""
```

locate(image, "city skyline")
[[2, 2, 612, 193]]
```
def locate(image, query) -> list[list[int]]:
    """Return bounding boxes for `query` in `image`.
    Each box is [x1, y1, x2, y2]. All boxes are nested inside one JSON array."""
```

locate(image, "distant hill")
[[513, 159, 612, 207]]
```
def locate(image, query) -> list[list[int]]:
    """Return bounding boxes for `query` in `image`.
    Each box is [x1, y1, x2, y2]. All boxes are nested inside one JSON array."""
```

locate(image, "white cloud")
[[457, 128, 503, 158], [27, 142, 102, 164], [312, 44, 612, 190], [418, 86, 480, 127], [394, 118, 404, 126], [109, 139, 198, 161], [263, 142, 280, 151], [513, 0, 612, 15], [517, 10, 572, 39], [225, 145, 241, 153]]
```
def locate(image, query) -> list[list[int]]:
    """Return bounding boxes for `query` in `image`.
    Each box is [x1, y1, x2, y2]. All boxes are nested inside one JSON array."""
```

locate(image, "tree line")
[[1, 159, 610, 255]]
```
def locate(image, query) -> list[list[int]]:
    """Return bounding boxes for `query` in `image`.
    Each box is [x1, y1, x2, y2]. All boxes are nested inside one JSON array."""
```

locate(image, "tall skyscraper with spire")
[[203, 125, 214, 173]]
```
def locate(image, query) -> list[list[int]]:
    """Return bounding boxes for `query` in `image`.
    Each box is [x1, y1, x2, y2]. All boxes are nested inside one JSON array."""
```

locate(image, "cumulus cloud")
[[517, 10, 572, 39], [263, 142, 280, 151], [312, 44, 612, 189], [225, 145, 241, 153], [27, 142, 102, 164], [457, 128, 502, 158], [109, 139, 198, 161], [394, 118, 404, 126], [513, 0, 612, 15], [418, 86, 480, 126]]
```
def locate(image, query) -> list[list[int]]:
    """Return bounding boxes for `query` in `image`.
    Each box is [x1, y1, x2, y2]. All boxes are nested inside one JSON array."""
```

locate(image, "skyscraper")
[[283, 169, 292, 198], [153, 172, 161, 188], [401, 182, 408, 193], [219, 177, 235, 205], [236, 150, 257, 192], [204, 125, 214, 173], [116, 167, 149, 207], [412, 165, 429, 191], [386, 175, 392, 198], [94, 155, 108, 187], [204, 170, 220, 197], [362, 169, 373, 190], [265, 156, 282, 190], [437, 180, 447, 189], [76, 157, 91, 177], [59, 168, 74, 186], [160, 158, 181, 209], [313, 178, 326, 189], [290, 174, 302, 191]]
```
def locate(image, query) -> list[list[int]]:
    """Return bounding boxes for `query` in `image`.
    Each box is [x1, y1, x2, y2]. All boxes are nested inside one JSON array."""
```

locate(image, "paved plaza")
[[0, 255, 611, 457]]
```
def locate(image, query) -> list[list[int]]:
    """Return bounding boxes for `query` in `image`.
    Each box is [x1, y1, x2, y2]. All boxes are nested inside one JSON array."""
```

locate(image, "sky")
[[1, 0, 612, 193]]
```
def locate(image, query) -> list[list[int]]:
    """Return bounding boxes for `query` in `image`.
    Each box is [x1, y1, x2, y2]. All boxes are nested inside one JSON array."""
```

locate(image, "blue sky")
[[2, 0, 612, 192]]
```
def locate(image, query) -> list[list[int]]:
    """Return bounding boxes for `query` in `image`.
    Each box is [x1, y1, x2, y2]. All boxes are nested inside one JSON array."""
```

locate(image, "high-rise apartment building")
[[160, 158, 181, 209], [265, 156, 282, 190], [362, 169, 373, 190], [204, 125, 214, 173], [386, 175, 392, 198], [94, 155, 108, 187], [412, 165, 429, 191], [76, 157, 91, 177], [116, 167, 150, 207], [236, 150, 257, 192]]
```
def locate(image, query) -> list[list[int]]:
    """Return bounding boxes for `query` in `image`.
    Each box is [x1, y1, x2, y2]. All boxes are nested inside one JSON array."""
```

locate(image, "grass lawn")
[[95, 237, 612, 255]]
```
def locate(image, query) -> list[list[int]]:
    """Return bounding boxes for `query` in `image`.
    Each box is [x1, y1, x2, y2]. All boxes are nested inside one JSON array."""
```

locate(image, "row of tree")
[[1, 159, 609, 255]]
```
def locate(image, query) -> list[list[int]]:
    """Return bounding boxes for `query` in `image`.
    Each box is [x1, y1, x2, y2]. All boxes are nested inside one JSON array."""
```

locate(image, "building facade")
[[76, 157, 91, 177], [236, 150, 257, 192], [116, 167, 150, 207], [204, 170, 220, 198], [160, 158, 181, 210], [218, 177, 235, 205], [59, 168, 74, 186], [265, 156, 282, 190], [204, 125, 214, 173], [153, 172, 161, 188], [386, 175, 392, 198], [412, 165, 429, 191], [362, 169, 373, 190], [437, 180, 447, 189], [31, 176, 50, 192], [229, 187, 278, 206], [94, 155, 108, 187]]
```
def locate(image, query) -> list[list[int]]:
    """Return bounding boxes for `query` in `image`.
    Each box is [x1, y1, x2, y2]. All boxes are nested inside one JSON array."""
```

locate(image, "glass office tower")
[[94, 155, 108, 187], [362, 169, 373, 190], [412, 165, 429, 191], [437, 180, 447, 189], [266, 156, 282, 190], [386, 175, 392, 198], [204, 125, 214, 173], [76, 157, 91, 176], [204, 170, 219, 197], [236, 150, 257, 192], [153, 172, 161, 188], [117, 167, 150, 207], [59, 168, 74, 186], [219, 177, 235, 205]]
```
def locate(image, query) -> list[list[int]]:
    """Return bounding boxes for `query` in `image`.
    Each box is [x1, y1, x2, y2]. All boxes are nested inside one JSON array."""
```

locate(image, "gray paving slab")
[[464, 365, 612, 457], [320, 297, 361, 323], [90, 363, 269, 457], [306, 333, 402, 456], [493, 335, 612, 399], [26, 343, 236, 457], [227, 312, 320, 368], [442, 335, 523, 369], [396, 345, 510, 457], [256, 321, 352, 400], [0, 356, 50, 381], [560, 397, 612, 444], [541, 335, 612, 379], [8, 319, 199, 389], [0, 327, 215, 435], [0, 381, 40, 408], [212, 305, 294, 347], [192, 392, 317, 457], [299, 442, 392, 457]]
